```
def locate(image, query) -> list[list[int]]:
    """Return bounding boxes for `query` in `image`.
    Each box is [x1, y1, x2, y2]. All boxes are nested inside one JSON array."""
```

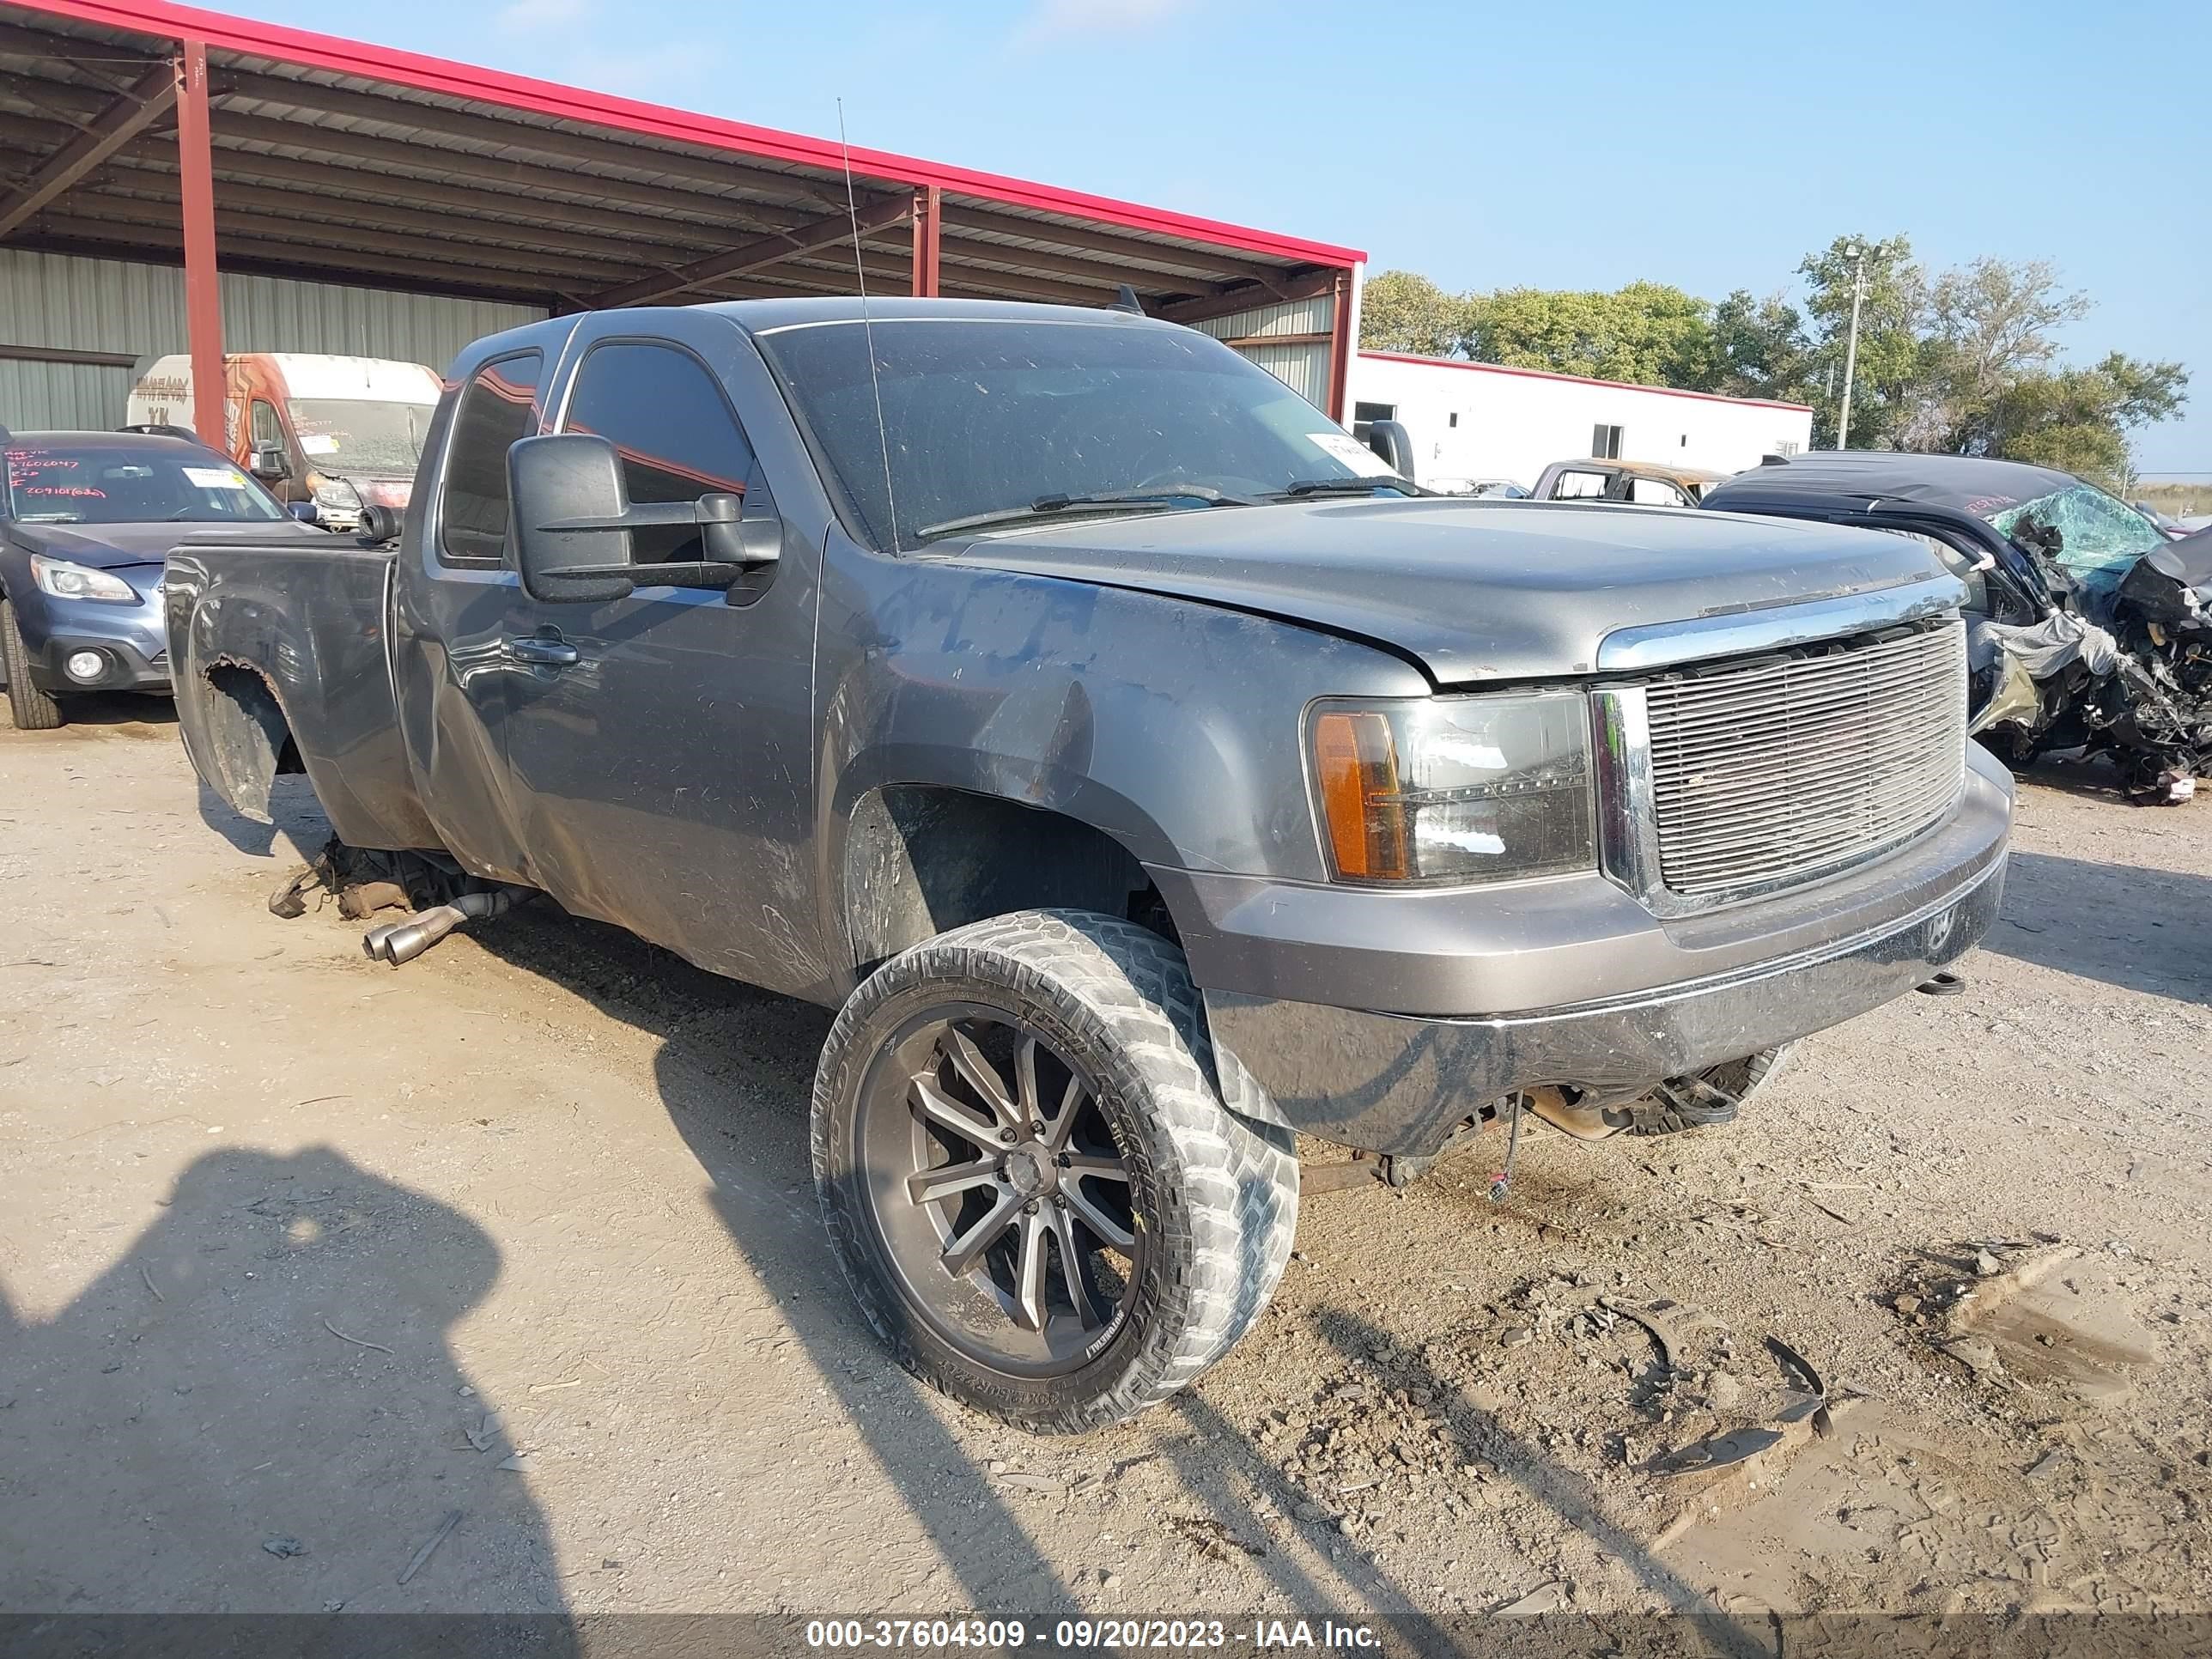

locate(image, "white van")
[[127, 353, 442, 530]]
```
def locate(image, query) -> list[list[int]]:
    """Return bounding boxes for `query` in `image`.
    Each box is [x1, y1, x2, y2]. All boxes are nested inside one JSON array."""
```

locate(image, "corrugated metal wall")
[[0, 249, 544, 430], [1193, 295, 1334, 410]]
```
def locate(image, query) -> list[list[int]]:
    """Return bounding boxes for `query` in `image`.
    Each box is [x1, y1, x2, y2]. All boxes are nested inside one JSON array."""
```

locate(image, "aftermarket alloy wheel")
[[812, 909, 1297, 1433], [0, 597, 64, 730]]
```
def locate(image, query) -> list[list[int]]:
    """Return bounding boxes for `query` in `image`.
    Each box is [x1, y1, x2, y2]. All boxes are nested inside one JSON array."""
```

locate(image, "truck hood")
[[5, 520, 322, 570], [940, 497, 1951, 683]]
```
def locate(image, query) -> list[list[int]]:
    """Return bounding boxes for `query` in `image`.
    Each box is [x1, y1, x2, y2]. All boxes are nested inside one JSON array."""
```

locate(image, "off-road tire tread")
[[812, 908, 1297, 1434], [0, 596, 64, 730]]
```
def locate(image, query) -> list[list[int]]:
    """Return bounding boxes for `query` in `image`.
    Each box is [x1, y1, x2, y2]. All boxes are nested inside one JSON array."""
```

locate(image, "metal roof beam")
[[0, 70, 1298, 292], [1154, 269, 1339, 326], [51, 185, 641, 285], [76, 166, 706, 269], [212, 65, 860, 212], [933, 231, 1212, 295], [588, 195, 913, 308], [0, 74, 832, 237], [0, 59, 176, 240], [209, 110, 819, 234], [942, 201, 1291, 285]]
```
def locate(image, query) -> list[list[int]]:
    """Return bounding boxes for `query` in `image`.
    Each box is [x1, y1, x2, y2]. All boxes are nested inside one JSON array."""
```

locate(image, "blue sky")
[[223, 0, 2209, 473]]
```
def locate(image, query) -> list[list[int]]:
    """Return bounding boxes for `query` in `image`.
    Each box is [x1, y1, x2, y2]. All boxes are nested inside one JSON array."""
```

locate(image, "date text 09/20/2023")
[[804, 1618, 1382, 1650]]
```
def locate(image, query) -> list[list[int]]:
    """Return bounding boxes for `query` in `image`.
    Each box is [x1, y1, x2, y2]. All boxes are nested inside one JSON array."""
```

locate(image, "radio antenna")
[[837, 99, 901, 552]]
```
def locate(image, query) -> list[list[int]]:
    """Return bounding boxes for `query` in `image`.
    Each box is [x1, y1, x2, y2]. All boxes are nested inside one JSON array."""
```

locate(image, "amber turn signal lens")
[[1312, 709, 1408, 880]]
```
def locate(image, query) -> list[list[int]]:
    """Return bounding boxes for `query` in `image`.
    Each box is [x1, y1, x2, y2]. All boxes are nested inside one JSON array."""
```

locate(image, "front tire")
[[812, 908, 1297, 1434], [0, 597, 64, 730]]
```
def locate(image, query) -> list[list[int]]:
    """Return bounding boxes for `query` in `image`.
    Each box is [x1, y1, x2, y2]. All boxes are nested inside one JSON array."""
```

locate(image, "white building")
[[1349, 349, 1814, 492]]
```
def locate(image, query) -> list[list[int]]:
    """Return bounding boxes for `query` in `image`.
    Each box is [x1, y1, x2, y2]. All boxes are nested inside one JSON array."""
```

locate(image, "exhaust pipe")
[[363, 888, 522, 966], [1522, 1084, 1630, 1141]]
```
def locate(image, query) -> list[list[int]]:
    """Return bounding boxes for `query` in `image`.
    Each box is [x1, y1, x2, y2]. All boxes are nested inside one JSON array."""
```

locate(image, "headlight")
[[1309, 692, 1595, 885], [31, 555, 138, 605], [311, 477, 363, 511]]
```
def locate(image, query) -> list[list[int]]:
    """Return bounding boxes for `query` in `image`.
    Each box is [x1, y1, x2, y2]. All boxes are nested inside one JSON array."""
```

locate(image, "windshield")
[[3, 441, 288, 525], [288, 398, 434, 476], [755, 319, 1401, 547], [1984, 483, 2166, 605]]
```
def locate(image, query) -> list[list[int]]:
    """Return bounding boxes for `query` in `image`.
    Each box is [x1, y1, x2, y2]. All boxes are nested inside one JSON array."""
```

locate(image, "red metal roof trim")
[[1359, 350, 1814, 414], [14, 0, 1365, 269]]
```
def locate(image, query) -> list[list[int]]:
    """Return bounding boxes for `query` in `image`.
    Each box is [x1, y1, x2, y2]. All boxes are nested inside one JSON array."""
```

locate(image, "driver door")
[[495, 312, 824, 995]]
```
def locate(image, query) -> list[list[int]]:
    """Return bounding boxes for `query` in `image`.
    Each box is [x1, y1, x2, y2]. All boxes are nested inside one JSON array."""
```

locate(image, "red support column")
[[909, 185, 940, 299], [1325, 268, 1354, 424], [173, 40, 225, 451]]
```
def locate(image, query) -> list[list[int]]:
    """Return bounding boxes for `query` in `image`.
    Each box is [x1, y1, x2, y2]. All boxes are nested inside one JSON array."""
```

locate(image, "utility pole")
[[1836, 240, 1867, 451]]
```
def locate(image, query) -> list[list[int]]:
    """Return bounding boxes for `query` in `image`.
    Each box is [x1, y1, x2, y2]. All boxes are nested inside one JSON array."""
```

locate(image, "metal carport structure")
[[0, 0, 1365, 446]]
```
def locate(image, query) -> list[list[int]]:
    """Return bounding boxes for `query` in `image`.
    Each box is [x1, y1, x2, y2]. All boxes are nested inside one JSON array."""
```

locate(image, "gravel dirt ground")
[[2, 696, 2208, 1642]]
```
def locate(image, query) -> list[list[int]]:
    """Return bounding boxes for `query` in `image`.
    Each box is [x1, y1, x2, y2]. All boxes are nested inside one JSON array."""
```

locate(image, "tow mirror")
[[249, 446, 292, 482], [1362, 420, 1417, 483], [507, 432, 779, 605]]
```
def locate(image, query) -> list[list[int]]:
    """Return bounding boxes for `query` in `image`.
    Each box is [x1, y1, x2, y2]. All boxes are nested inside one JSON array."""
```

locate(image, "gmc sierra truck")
[[167, 299, 2011, 1432]]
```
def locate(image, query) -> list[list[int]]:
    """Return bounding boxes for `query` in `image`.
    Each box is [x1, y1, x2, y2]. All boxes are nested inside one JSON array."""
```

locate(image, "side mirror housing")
[[508, 431, 781, 605], [249, 446, 291, 481], [1363, 419, 1417, 483], [288, 500, 321, 526], [508, 433, 638, 604]]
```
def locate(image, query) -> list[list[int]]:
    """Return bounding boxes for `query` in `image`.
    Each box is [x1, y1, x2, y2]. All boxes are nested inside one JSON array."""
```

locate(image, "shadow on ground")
[[1989, 850, 2212, 1005], [0, 1146, 570, 1621]]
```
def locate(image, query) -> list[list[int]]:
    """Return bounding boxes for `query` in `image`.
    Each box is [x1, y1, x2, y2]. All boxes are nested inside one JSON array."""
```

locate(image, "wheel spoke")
[[910, 1075, 998, 1150], [1063, 1183, 1137, 1255], [939, 1189, 1021, 1277], [1062, 1155, 1130, 1183], [1013, 1035, 1042, 1123], [941, 1026, 1023, 1131], [1013, 1211, 1049, 1333], [906, 1158, 1001, 1206], [1042, 1073, 1085, 1152], [1049, 1202, 1105, 1329]]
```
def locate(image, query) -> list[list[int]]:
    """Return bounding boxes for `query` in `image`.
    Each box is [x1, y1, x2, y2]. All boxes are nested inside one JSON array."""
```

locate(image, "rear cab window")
[[439, 352, 544, 566]]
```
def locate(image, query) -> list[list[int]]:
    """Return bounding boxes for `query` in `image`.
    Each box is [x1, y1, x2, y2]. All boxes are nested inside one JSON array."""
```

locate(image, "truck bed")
[[163, 534, 441, 851]]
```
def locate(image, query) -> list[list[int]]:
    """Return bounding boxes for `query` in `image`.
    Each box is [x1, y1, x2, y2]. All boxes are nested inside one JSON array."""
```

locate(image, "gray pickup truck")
[[167, 298, 2010, 1432]]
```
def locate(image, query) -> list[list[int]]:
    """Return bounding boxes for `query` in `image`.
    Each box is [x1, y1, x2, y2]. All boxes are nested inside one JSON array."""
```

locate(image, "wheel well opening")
[[842, 786, 1172, 977], [203, 662, 302, 824]]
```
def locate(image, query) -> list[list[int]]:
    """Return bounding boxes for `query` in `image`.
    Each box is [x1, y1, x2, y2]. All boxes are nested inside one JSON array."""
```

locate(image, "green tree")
[[1796, 234, 1928, 448], [1707, 288, 1811, 402], [1978, 353, 2189, 489], [1906, 258, 2094, 451], [1462, 282, 1715, 387], [1358, 269, 1471, 356]]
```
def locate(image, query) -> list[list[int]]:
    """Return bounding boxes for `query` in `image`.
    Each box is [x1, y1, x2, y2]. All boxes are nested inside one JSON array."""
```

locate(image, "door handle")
[[504, 635, 580, 667]]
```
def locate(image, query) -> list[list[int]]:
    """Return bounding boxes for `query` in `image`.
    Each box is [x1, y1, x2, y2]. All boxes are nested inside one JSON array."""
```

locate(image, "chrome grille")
[[1644, 623, 1966, 896]]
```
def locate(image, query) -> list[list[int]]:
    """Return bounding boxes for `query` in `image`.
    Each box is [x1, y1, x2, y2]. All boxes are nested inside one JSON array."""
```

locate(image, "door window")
[[1551, 470, 1610, 500], [562, 341, 754, 564], [439, 351, 544, 566], [1628, 477, 1691, 507]]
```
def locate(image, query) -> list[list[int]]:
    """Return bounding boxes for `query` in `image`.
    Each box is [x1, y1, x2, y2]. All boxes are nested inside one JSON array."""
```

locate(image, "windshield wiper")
[[1273, 477, 1430, 499], [915, 485, 1253, 542]]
